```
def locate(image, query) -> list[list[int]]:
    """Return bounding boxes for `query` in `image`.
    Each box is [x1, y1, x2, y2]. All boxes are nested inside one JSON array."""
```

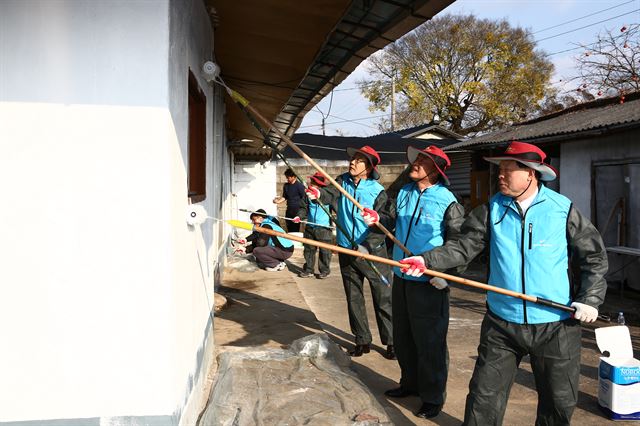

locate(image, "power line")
[[299, 112, 389, 129], [536, 9, 639, 43], [532, 0, 637, 34]]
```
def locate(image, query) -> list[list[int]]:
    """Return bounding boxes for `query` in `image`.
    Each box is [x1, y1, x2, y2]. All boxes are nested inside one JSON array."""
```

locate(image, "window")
[[188, 70, 206, 202]]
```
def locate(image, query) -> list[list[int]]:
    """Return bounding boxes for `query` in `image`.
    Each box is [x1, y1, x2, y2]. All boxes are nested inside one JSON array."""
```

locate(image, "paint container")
[[596, 325, 640, 420]]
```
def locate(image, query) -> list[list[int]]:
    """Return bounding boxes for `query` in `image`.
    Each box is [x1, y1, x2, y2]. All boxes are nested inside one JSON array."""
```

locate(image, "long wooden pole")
[[226, 89, 412, 255], [236, 221, 582, 315]]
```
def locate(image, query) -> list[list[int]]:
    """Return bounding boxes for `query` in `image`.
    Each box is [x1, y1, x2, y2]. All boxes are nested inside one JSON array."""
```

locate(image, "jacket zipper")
[[403, 188, 426, 248], [350, 181, 359, 246], [515, 199, 545, 324], [518, 204, 528, 324]]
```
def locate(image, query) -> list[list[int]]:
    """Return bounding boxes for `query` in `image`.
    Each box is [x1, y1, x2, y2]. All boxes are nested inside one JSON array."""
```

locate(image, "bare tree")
[[573, 24, 639, 97]]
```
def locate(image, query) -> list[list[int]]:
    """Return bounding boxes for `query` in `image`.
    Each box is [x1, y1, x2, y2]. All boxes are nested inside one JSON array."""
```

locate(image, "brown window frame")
[[188, 70, 207, 202]]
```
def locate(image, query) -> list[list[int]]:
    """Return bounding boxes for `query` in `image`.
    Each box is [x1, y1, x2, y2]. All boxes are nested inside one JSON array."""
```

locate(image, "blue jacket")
[[306, 200, 332, 228], [262, 218, 294, 249], [488, 186, 572, 324], [392, 182, 458, 281], [335, 173, 385, 248]]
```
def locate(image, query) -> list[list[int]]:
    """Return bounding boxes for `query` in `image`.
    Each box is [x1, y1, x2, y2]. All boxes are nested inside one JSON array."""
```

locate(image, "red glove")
[[398, 256, 427, 277], [305, 187, 320, 201], [361, 208, 379, 226], [293, 216, 301, 223]]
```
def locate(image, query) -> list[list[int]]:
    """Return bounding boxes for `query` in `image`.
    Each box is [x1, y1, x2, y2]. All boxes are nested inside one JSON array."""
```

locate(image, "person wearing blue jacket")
[[400, 141, 608, 425], [294, 172, 334, 279], [307, 145, 394, 359], [368, 145, 464, 419], [250, 210, 294, 272]]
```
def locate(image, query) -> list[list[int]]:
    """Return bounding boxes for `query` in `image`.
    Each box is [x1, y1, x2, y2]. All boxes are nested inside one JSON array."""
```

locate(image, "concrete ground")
[[212, 248, 640, 425]]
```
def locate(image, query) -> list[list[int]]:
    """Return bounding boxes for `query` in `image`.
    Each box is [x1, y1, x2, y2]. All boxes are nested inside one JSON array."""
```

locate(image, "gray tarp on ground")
[[199, 334, 390, 425]]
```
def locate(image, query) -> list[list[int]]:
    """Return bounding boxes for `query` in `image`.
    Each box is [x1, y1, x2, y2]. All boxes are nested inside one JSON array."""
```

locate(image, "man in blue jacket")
[[307, 145, 394, 359], [369, 145, 464, 419], [399, 141, 608, 425]]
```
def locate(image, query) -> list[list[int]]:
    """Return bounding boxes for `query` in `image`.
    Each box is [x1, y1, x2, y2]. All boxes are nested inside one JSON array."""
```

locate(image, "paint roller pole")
[[225, 88, 412, 256], [238, 208, 335, 229], [228, 219, 610, 320]]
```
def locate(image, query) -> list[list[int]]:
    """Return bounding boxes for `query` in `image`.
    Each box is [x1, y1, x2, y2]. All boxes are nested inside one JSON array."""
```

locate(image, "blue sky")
[[297, 0, 639, 137]]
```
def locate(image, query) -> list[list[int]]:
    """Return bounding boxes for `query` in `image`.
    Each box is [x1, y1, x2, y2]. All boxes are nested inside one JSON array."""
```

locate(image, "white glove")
[[398, 256, 426, 277], [361, 208, 379, 226], [571, 302, 598, 323], [356, 244, 369, 254], [305, 187, 320, 201], [430, 277, 448, 290]]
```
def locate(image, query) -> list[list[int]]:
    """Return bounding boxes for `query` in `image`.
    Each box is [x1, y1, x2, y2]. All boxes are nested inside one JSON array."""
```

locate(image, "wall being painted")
[[233, 162, 278, 236], [0, 1, 228, 424]]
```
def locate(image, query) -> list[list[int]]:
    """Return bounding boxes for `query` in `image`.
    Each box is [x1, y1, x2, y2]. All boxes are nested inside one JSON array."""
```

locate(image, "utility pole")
[[390, 69, 396, 131], [321, 117, 326, 136]]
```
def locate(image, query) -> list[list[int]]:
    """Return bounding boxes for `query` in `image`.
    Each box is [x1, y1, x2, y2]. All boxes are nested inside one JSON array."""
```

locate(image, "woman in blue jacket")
[[307, 145, 394, 359]]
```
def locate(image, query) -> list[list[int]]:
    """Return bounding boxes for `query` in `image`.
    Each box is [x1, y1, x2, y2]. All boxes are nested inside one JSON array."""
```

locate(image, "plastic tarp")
[[199, 334, 390, 425]]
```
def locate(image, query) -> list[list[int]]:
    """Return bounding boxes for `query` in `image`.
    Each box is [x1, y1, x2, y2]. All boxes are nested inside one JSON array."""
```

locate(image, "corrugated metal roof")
[[446, 92, 640, 151]]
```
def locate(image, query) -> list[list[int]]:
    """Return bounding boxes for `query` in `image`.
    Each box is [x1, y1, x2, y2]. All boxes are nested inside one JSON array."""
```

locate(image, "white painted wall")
[[233, 162, 278, 236], [0, 1, 229, 424]]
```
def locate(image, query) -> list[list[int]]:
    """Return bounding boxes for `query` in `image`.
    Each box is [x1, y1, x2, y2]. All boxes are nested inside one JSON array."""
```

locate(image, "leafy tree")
[[573, 23, 639, 97], [358, 14, 554, 135]]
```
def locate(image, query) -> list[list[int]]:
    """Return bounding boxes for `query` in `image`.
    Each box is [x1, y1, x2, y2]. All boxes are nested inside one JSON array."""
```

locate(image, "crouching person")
[[250, 209, 294, 272]]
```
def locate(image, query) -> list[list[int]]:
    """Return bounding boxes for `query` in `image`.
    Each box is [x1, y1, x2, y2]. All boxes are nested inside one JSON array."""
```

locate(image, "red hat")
[[407, 145, 451, 185], [308, 172, 329, 187], [484, 141, 557, 181], [346, 145, 381, 180]]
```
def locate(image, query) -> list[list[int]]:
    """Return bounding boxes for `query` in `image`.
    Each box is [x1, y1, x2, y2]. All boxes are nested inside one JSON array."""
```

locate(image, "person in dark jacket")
[[399, 141, 608, 425], [370, 146, 464, 419], [307, 145, 394, 359], [294, 172, 334, 279], [274, 168, 305, 233]]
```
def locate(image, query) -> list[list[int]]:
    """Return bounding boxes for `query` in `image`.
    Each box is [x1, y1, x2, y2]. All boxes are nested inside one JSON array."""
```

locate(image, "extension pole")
[[228, 219, 603, 318], [238, 208, 334, 229], [226, 89, 412, 256]]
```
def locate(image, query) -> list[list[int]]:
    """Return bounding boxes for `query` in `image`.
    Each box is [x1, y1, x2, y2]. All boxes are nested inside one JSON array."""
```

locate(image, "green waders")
[[301, 226, 333, 276], [338, 248, 393, 346], [463, 310, 582, 426], [393, 275, 449, 406]]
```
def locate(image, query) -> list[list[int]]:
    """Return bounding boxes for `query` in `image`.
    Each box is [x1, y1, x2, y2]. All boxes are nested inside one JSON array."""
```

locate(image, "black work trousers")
[[393, 275, 449, 406], [338, 250, 393, 345], [302, 226, 333, 275], [463, 310, 582, 426]]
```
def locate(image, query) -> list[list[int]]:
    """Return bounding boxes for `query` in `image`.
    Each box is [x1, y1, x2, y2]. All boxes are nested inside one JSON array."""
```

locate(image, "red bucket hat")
[[407, 145, 451, 185], [484, 141, 557, 181], [346, 145, 381, 180], [308, 171, 329, 187]]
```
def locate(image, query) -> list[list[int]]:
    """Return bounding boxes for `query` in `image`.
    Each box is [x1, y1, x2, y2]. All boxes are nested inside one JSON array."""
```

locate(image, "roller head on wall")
[[186, 205, 209, 226]]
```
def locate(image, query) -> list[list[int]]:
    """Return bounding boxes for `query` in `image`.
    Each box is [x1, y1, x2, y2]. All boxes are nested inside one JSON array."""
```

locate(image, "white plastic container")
[[595, 325, 640, 420]]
